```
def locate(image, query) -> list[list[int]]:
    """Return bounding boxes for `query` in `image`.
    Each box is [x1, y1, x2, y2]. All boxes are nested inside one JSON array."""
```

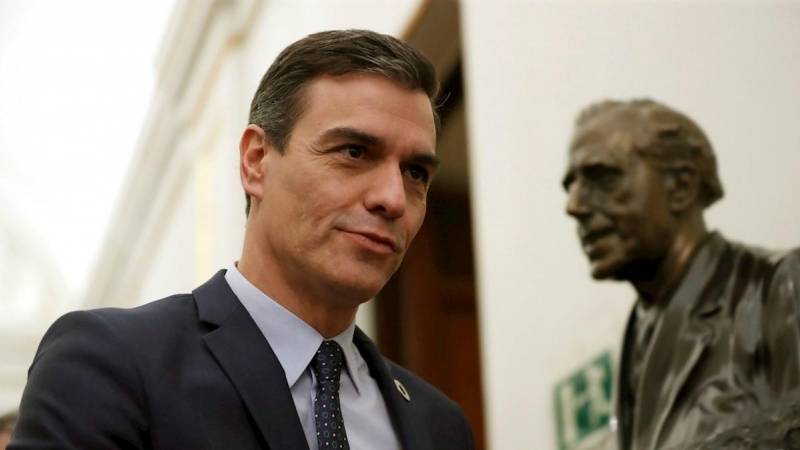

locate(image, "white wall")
[[136, 57, 247, 305], [460, 2, 800, 449], [241, 0, 422, 92]]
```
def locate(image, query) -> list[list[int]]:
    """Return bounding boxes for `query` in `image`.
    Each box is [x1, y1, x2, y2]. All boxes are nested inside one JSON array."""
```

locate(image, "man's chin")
[[589, 259, 624, 281], [325, 272, 389, 303]]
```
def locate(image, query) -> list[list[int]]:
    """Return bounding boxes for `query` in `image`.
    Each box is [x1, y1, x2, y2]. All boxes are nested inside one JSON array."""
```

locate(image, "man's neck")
[[236, 256, 359, 339], [633, 219, 709, 309]]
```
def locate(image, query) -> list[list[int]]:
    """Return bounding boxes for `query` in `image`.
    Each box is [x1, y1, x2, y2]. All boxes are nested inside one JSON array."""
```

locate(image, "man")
[[11, 30, 474, 450], [562, 99, 800, 450]]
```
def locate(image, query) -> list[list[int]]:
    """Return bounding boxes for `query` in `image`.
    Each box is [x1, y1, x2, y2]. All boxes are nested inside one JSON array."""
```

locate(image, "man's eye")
[[595, 172, 619, 189], [407, 165, 429, 183], [343, 146, 364, 159], [584, 166, 620, 190]]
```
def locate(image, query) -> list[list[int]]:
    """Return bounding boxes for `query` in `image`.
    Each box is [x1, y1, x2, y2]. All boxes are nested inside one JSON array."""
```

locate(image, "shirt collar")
[[224, 264, 364, 393]]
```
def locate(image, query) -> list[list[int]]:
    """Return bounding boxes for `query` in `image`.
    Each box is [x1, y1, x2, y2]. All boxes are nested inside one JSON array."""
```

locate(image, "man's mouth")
[[579, 228, 616, 258], [580, 228, 614, 246], [340, 229, 400, 253]]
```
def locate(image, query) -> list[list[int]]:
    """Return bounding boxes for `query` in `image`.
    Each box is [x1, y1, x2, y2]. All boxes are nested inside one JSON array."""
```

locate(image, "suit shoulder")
[[725, 237, 800, 269], [16, 304, 170, 448], [40, 293, 199, 356], [718, 238, 799, 291], [734, 240, 800, 288], [769, 246, 800, 301], [725, 241, 800, 340], [85, 293, 197, 331], [777, 246, 800, 269]]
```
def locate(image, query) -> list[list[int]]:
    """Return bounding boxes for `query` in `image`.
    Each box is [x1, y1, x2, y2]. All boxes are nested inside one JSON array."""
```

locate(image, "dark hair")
[[576, 99, 724, 207], [245, 29, 440, 216]]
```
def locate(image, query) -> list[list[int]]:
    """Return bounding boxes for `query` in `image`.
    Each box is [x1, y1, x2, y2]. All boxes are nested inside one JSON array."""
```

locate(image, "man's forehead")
[[299, 74, 437, 154], [571, 107, 650, 147], [306, 74, 434, 123], [569, 128, 635, 165]]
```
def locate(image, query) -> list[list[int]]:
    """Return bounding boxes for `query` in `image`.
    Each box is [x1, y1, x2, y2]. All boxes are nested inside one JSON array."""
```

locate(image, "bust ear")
[[662, 163, 701, 214]]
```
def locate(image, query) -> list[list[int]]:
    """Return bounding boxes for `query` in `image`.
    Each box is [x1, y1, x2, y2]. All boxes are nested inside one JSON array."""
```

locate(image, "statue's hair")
[[576, 99, 724, 207]]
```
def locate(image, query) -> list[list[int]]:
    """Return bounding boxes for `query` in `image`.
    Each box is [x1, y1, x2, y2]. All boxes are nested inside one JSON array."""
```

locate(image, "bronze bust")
[[562, 99, 800, 450]]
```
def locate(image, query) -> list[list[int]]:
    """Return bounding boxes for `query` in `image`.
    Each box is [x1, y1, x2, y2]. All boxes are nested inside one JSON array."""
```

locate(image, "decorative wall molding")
[[83, 0, 262, 309]]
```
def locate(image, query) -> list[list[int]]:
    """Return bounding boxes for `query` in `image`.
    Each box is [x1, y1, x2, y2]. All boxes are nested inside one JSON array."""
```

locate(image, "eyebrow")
[[561, 161, 620, 191], [319, 126, 440, 170], [410, 152, 441, 171], [319, 126, 383, 147]]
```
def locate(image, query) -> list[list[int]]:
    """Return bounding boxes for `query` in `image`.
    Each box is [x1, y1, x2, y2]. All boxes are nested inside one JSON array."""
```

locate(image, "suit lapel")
[[354, 328, 433, 450], [634, 235, 727, 450], [194, 271, 310, 450], [614, 311, 637, 450]]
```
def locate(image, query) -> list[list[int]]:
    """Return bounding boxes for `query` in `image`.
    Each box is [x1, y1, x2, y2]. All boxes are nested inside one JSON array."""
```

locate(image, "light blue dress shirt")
[[225, 265, 401, 450]]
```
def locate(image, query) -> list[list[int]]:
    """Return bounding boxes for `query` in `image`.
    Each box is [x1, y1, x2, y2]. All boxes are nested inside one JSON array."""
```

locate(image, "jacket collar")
[[354, 327, 434, 450], [194, 270, 433, 450], [194, 270, 310, 450], [630, 232, 730, 450]]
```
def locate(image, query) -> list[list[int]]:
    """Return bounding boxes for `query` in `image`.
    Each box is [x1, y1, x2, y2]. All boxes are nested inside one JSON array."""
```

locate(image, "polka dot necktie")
[[311, 340, 350, 450]]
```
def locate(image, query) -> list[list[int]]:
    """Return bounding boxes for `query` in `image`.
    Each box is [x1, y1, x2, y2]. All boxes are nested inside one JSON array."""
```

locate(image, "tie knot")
[[311, 340, 345, 384]]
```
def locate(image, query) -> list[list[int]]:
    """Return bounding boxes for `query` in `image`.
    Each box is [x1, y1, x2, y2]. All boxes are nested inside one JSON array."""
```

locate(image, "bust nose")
[[566, 180, 591, 220]]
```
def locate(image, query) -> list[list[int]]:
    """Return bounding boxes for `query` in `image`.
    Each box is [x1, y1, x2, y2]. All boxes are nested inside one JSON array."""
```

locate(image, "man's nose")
[[365, 166, 407, 219], [565, 181, 591, 219]]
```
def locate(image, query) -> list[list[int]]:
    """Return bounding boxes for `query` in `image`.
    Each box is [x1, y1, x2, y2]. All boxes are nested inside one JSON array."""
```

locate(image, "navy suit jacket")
[[11, 270, 475, 450]]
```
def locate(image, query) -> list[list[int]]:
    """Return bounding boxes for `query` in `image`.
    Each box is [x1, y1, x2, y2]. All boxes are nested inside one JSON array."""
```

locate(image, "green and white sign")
[[554, 351, 613, 450]]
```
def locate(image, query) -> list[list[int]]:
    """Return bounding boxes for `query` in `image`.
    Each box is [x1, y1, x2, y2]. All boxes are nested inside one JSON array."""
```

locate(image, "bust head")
[[562, 99, 723, 281]]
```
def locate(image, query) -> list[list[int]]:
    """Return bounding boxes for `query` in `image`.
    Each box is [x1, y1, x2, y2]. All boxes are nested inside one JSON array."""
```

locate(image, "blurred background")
[[0, 0, 175, 421], [1, 1, 799, 449]]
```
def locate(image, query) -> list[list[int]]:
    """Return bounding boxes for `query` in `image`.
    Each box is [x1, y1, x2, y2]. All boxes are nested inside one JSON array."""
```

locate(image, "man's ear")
[[662, 162, 701, 214], [240, 124, 269, 202]]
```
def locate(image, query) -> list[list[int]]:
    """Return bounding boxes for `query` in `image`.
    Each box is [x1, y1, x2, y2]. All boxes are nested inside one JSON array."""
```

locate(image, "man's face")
[[252, 73, 437, 302], [563, 114, 676, 280]]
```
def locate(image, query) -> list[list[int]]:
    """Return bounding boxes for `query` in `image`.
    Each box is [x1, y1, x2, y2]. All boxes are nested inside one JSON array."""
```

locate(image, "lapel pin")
[[394, 379, 411, 402]]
